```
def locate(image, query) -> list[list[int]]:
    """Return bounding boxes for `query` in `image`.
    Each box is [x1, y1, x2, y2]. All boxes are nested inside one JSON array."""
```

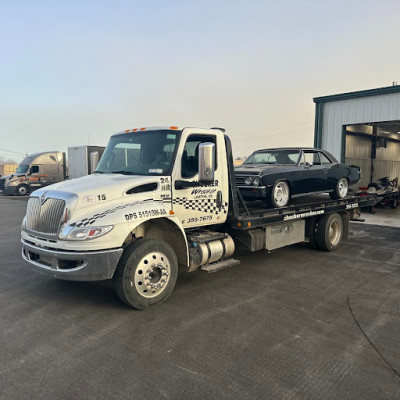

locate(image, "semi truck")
[[0, 152, 67, 196], [1, 146, 105, 196], [20, 126, 375, 309]]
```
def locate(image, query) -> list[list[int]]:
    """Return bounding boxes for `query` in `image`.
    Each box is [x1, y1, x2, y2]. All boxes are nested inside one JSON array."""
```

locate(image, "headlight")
[[66, 225, 113, 241], [253, 177, 261, 186], [9, 181, 19, 186], [245, 177, 253, 185]]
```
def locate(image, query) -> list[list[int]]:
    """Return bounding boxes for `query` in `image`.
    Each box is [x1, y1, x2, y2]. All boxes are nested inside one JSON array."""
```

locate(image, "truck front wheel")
[[316, 213, 343, 251], [114, 239, 178, 309], [16, 184, 29, 196]]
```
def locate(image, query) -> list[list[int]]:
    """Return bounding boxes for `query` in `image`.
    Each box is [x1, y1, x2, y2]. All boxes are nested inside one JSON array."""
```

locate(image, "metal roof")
[[313, 85, 400, 103]]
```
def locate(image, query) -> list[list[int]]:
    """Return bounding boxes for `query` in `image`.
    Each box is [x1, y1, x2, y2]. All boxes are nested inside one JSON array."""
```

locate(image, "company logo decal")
[[40, 192, 47, 205]]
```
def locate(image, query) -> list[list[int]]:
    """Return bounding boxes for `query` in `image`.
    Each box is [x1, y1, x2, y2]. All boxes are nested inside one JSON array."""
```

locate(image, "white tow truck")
[[21, 126, 375, 308]]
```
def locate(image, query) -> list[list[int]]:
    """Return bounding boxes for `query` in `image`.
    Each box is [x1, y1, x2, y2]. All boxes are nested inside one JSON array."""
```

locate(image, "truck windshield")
[[16, 165, 29, 174], [95, 130, 181, 176], [244, 150, 301, 165]]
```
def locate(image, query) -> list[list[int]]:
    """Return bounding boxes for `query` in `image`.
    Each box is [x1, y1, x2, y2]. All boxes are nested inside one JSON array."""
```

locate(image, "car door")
[[301, 151, 328, 192]]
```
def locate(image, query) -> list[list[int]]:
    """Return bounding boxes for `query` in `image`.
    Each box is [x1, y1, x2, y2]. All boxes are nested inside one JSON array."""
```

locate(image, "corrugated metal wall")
[[345, 134, 400, 186], [321, 92, 400, 160], [345, 135, 371, 187]]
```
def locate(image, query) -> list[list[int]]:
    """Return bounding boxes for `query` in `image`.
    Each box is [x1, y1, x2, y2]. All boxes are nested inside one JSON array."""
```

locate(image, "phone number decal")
[[125, 208, 167, 221]]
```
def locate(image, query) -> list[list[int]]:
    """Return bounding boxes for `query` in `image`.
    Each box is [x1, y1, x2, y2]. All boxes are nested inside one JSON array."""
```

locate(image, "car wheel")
[[270, 180, 290, 208], [114, 239, 178, 309], [16, 185, 29, 196], [330, 178, 348, 200]]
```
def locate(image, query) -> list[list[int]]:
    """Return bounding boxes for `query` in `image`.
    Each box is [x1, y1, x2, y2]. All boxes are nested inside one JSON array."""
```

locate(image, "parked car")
[[234, 148, 360, 208]]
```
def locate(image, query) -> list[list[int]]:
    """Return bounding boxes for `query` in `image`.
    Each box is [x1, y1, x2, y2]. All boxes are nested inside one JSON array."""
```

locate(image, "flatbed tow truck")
[[21, 127, 375, 308]]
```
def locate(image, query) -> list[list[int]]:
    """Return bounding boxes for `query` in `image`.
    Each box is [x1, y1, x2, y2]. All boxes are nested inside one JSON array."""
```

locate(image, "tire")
[[16, 184, 29, 196], [330, 178, 348, 200], [114, 239, 178, 309], [391, 198, 398, 209], [305, 216, 319, 250], [316, 213, 343, 252], [269, 180, 290, 208]]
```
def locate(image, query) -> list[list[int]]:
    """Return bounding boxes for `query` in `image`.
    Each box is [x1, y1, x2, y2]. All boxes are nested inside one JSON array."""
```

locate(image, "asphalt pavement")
[[1, 197, 399, 399]]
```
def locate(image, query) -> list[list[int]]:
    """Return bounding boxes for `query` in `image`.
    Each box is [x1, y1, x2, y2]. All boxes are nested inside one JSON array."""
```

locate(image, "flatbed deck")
[[229, 194, 377, 230]]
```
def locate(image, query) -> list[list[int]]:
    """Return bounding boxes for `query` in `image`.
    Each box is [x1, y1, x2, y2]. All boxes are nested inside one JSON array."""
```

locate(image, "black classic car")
[[234, 148, 360, 208]]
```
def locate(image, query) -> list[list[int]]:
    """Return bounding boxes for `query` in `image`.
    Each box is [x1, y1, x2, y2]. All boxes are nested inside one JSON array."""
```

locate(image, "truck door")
[[171, 133, 227, 229], [27, 165, 44, 189]]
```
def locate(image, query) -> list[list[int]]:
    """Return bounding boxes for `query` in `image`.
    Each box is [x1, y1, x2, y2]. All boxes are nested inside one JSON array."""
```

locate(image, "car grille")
[[235, 175, 248, 186], [0, 178, 5, 190], [26, 197, 66, 236]]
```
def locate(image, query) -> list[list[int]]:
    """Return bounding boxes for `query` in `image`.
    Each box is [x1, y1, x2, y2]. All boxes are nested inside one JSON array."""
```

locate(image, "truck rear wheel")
[[305, 216, 319, 249], [114, 239, 178, 309], [316, 213, 343, 251], [17, 184, 29, 196]]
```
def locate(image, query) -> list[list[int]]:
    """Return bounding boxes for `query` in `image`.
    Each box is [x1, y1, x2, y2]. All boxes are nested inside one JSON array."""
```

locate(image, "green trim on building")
[[314, 101, 323, 149], [341, 126, 346, 163], [313, 85, 400, 104]]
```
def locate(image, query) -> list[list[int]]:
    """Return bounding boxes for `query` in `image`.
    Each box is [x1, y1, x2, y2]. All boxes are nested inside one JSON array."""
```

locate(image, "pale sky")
[[1, 0, 399, 162]]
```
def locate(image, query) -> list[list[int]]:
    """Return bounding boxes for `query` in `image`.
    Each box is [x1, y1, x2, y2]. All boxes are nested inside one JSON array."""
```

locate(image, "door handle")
[[216, 191, 222, 209]]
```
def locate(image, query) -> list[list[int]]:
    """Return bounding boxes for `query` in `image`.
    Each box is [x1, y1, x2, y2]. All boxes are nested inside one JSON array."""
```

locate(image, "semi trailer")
[[20, 126, 375, 309]]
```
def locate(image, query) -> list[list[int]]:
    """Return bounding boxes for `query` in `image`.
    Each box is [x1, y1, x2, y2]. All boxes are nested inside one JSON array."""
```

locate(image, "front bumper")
[[1, 186, 17, 195], [21, 239, 124, 281], [237, 185, 267, 199]]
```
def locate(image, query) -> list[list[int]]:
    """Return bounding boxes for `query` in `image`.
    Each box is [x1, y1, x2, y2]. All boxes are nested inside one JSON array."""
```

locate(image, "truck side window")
[[181, 135, 216, 178], [30, 165, 39, 174]]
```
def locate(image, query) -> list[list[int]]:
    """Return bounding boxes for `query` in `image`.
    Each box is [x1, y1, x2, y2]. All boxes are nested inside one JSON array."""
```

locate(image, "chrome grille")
[[26, 197, 66, 235]]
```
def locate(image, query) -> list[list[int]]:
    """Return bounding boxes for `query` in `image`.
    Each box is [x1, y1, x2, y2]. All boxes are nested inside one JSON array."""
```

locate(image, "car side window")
[[303, 152, 320, 165], [181, 135, 216, 178], [319, 152, 332, 165]]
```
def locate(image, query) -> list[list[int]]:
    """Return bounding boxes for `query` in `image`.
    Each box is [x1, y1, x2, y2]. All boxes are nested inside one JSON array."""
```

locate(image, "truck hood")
[[31, 173, 163, 210]]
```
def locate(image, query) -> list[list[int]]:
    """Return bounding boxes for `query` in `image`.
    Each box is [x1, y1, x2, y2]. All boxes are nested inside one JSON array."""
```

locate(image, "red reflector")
[[125, 129, 130, 133], [88, 230, 96, 237], [140, 127, 146, 131]]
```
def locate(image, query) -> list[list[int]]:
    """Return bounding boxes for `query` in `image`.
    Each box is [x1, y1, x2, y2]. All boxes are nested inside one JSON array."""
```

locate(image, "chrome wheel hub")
[[274, 182, 289, 206], [338, 178, 348, 198], [134, 251, 171, 298], [329, 220, 341, 246]]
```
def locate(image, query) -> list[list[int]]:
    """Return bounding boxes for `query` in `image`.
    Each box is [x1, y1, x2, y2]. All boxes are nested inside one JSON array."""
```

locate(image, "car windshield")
[[95, 130, 181, 176], [16, 165, 29, 174], [244, 150, 301, 165]]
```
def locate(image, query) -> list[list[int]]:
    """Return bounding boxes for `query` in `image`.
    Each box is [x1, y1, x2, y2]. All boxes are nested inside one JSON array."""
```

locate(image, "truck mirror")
[[198, 142, 215, 184], [90, 152, 100, 173]]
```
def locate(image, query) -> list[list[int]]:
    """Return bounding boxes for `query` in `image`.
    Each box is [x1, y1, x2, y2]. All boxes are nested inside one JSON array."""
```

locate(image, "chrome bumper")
[[21, 239, 124, 281]]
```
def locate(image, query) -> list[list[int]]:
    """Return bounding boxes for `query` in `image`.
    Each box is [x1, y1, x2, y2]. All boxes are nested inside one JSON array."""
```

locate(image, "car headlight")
[[9, 181, 19, 186], [66, 225, 113, 241], [245, 177, 253, 185], [253, 177, 261, 186]]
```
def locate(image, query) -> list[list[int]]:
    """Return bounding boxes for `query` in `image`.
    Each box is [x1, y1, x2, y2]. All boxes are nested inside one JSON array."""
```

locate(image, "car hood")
[[235, 164, 281, 174]]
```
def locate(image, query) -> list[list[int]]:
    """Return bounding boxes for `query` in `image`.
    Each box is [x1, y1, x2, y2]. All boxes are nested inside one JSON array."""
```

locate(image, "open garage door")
[[344, 121, 400, 187]]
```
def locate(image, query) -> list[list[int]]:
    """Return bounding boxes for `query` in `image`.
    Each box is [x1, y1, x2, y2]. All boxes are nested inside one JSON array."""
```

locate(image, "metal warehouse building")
[[314, 85, 400, 187]]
